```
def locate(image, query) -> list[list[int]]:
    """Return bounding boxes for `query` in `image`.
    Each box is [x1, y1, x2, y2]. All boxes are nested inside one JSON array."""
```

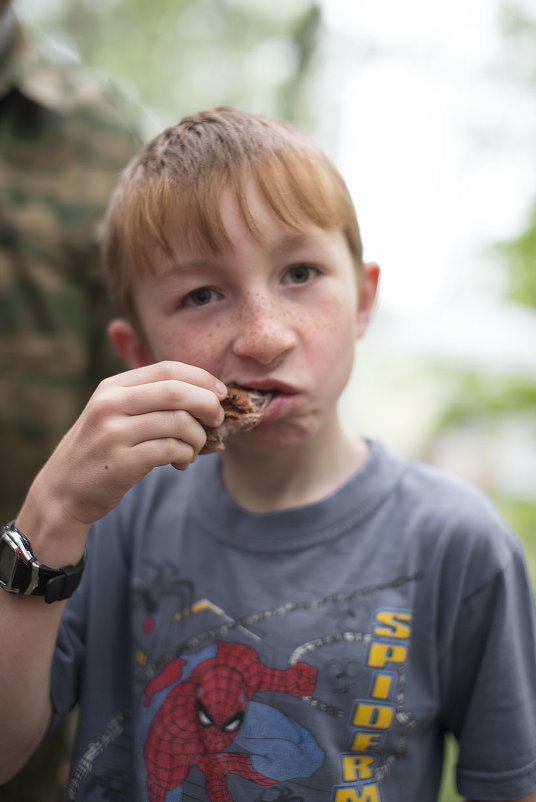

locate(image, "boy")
[[1, 107, 535, 802]]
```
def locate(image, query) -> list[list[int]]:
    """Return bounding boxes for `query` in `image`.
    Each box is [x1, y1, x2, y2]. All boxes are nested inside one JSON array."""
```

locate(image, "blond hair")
[[102, 107, 363, 321]]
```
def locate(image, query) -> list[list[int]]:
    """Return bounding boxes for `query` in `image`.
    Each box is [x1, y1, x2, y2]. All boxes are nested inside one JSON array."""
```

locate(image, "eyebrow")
[[157, 258, 218, 282], [156, 228, 324, 283], [267, 229, 325, 257]]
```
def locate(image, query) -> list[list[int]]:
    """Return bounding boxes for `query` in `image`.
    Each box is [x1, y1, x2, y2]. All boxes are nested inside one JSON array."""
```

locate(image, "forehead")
[[156, 182, 345, 272], [218, 182, 303, 249]]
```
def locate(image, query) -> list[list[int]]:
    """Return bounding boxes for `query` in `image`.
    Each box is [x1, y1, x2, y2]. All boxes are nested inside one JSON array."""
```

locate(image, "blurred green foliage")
[[499, 0, 536, 82], [495, 495, 536, 583], [436, 371, 536, 428], [439, 737, 461, 802], [494, 201, 536, 309], [435, 0, 536, 511], [20, 0, 321, 132], [494, 1, 536, 311]]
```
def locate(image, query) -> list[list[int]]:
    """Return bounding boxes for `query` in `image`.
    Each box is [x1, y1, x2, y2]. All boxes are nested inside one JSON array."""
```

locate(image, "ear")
[[107, 318, 154, 369], [356, 262, 380, 340]]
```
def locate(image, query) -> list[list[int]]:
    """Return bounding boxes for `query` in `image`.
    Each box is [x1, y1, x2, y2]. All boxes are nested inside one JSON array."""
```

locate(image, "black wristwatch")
[[0, 523, 86, 603]]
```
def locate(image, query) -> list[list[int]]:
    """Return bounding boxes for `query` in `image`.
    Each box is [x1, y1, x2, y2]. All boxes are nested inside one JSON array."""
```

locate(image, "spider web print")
[[65, 710, 132, 801], [289, 634, 419, 784], [66, 572, 423, 798], [139, 573, 423, 685]]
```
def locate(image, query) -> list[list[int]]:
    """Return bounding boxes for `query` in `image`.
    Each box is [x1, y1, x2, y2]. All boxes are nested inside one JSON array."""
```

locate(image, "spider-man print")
[[143, 641, 318, 802]]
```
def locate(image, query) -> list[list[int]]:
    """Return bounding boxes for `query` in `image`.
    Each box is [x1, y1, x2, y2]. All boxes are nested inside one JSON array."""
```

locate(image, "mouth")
[[228, 379, 296, 402], [200, 385, 276, 454], [226, 382, 299, 430], [226, 385, 274, 412]]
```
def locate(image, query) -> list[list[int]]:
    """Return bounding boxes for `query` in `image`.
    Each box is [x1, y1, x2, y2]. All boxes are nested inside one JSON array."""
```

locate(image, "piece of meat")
[[200, 386, 272, 454]]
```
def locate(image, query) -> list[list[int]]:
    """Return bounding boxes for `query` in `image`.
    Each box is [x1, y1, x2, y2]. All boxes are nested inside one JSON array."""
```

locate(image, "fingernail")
[[216, 380, 227, 397]]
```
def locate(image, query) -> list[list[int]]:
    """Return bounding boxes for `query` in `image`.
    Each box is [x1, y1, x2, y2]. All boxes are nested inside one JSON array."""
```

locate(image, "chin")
[[228, 419, 320, 457]]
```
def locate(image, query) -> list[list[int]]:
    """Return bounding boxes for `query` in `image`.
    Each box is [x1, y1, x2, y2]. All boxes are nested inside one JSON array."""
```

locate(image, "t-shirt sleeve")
[[48, 571, 89, 732], [48, 502, 133, 735], [439, 541, 536, 799]]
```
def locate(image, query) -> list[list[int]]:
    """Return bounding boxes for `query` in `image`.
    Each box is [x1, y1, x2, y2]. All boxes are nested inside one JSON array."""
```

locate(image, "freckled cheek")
[[301, 298, 357, 354], [150, 322, 227, 372]]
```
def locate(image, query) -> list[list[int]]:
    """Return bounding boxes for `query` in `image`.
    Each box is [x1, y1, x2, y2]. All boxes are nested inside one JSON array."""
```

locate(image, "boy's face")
[[111, 182, 378, 456]]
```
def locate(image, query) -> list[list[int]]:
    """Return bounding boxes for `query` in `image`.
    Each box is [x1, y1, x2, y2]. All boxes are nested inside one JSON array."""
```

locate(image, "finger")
[[112, 361, 227, 399], [129, 437, 197, 473], [170, 460, 194, 472], [118, 380, 225, 429], [126, 409, 208, 455]]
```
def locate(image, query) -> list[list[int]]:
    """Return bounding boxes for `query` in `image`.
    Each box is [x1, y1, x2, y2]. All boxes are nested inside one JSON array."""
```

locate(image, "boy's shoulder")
[[399, 450, 509, 531], [391, 449, 521, 587]]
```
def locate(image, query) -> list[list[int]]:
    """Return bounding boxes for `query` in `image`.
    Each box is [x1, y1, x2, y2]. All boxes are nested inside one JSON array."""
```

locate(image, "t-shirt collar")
[[190, 440, 406, 552]]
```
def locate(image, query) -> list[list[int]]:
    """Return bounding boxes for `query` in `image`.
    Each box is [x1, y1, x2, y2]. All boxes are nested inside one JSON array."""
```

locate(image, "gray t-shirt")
[[51, 441, 536, 801]]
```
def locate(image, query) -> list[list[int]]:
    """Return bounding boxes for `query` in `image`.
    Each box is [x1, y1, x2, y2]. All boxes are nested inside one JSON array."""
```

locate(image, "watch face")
[[0, 541, 15, 585], [0, 529, 35, 593]]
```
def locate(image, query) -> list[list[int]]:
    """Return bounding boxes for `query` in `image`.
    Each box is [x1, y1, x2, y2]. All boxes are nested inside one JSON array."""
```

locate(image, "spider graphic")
[[143, 641, 318, 802]]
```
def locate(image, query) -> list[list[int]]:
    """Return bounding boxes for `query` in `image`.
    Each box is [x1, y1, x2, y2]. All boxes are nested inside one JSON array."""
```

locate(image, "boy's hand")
[[0, 365, 224, 781], [23, 362, 226, 532]]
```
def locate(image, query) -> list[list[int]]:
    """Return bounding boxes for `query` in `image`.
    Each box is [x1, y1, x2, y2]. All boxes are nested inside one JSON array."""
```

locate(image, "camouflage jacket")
[[0, 20, 144, 522]]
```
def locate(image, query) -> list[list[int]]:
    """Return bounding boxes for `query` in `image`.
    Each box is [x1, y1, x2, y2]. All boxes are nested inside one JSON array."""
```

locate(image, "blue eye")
[[183, 287, 215, 307], [287, 264, 314, 284]]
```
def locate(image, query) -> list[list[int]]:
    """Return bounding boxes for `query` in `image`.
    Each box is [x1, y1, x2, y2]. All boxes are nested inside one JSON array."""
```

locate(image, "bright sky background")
[[316, 0, 536, 373]]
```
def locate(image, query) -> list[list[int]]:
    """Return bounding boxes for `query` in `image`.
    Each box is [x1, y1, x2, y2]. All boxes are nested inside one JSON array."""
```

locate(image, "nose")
[[231, 293, 297, 366]]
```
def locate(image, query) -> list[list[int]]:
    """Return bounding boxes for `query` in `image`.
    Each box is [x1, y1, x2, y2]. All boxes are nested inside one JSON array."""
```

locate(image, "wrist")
[[16, 476, 90, 570], [0, 523, 86, 603]]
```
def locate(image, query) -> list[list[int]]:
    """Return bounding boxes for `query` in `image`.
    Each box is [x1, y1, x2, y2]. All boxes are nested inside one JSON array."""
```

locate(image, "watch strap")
[[36, 555, 86, 603], [0, 523, 86, 603]]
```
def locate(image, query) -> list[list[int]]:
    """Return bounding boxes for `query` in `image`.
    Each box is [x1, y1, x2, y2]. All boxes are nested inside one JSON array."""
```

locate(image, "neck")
[[220, 416, 369, 513]]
